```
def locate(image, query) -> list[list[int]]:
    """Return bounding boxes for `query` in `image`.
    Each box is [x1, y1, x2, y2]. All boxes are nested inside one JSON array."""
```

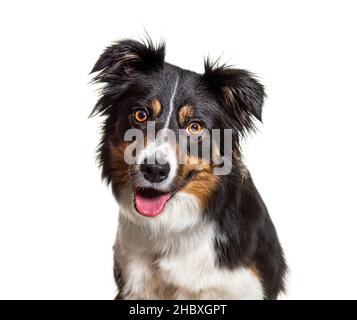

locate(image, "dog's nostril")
[[140, 162, 170, 183]]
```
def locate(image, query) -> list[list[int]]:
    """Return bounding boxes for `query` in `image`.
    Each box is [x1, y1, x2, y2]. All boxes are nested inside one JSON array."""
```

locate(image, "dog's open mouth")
[[134, 188, 171, 217], [133, 171, 197, 217]]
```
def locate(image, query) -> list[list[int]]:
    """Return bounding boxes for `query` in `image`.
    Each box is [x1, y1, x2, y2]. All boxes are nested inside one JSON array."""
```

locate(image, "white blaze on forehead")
[[133, 76, 180, 190], [163, 76, 180, 130]]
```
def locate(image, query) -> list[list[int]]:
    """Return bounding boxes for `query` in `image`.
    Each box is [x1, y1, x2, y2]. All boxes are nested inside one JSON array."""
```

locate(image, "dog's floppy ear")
[[91, 38, 165, 81], [90, 38, 165, 116], [91, 38, 165, 82], [202, 59, 265, 133]]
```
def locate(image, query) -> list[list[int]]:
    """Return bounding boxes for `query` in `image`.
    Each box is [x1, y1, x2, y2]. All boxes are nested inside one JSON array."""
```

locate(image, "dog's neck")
[[117, 213, 214, 258]]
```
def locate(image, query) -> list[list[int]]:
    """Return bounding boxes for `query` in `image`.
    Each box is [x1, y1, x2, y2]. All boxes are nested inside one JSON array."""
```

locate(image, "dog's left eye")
[[133, 110, 148, 123]]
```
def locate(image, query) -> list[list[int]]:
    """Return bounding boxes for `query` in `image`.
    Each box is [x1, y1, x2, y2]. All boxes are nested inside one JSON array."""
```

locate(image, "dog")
[[90, 38, 286, 300]]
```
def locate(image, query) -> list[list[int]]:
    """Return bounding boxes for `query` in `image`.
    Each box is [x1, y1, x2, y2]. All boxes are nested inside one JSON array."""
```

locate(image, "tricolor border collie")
[[90, 37, 286, 300]]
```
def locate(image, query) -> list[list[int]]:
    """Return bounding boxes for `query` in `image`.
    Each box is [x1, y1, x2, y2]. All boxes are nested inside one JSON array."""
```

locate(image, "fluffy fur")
[[91, 37, 287, 300]]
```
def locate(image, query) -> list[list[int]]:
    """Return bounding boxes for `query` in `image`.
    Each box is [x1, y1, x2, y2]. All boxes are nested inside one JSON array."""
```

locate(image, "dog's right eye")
[[186, 122, 203, 135], [133, 110, 148, 123]]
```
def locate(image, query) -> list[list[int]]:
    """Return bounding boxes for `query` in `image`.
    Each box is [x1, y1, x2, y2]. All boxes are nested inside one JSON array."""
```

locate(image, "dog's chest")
[[118, 224, 264, 299]]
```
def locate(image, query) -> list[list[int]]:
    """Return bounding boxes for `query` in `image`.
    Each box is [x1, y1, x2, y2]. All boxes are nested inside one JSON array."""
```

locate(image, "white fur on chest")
[[115, 189, 264, 300]]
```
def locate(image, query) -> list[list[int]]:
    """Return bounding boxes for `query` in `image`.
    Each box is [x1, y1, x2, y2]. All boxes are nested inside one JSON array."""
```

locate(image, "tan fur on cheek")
[[178, 154, 220, 208], [181, 171, 220, 208], [109, 142, 132, 194]]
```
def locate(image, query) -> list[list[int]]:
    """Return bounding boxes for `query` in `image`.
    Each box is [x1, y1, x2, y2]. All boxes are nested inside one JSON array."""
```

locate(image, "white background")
[[0, 0, 356, 300]]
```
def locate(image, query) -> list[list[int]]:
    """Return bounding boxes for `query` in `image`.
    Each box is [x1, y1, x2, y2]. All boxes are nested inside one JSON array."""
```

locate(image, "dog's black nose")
[[141, 161, 170, 183]]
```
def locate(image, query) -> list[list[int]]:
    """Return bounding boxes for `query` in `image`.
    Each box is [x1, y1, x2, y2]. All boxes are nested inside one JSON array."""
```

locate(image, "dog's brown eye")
[[133, 110, 148, 123], [187, 122, 203, 135]]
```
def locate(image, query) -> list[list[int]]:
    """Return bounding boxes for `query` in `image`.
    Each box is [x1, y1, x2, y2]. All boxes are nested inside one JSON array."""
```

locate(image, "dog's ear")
[[91, 38, 165, 83], [202, 59, 265, 133], [90, 38, 165, 117]]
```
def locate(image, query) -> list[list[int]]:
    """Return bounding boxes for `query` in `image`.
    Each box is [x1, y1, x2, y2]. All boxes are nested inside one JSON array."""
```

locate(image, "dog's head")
[[91, 38, 265, 228]]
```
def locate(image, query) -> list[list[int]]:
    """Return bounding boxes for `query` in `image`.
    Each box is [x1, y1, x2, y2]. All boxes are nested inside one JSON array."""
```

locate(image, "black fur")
[[206, 170, 286, 299], [91, 37, 286, 299]]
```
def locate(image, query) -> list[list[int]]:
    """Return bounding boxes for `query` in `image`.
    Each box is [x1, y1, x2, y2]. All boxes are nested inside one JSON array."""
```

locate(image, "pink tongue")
[[134, 192, 170, 217]]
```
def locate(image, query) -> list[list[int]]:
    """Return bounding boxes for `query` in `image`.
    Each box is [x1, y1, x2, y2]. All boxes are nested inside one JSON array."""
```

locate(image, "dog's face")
[[91, 39, 264, 228]]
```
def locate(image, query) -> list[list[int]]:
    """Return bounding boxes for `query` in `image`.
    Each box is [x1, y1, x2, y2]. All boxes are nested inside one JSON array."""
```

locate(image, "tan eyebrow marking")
[[150, 98, 162, 118], [178, 105, 195, 126]]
